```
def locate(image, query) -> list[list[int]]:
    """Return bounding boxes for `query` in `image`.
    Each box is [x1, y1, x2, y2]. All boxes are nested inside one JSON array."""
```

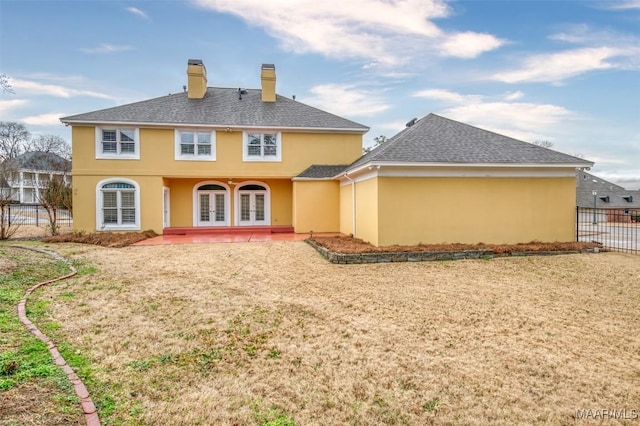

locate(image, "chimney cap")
[[188, 59, 204, 66], [261, 63, 275, 70]]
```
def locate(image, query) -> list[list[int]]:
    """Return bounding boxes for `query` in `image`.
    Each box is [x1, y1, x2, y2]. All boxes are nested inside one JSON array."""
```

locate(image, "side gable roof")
[[60, 88, 369, 133], [576, 170, 640, 208], [347, 113, 593, 171]]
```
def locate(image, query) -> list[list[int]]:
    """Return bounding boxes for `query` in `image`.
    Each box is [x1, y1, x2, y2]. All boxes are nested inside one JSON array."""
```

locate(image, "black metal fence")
[[576, 207, 639, 254], [1, 203, 73, 228]]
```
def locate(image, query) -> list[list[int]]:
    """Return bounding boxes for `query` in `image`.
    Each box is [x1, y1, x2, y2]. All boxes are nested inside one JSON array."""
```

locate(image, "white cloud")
[[438, 31, 505, 59], [444, 102, 571, 139], [0, 99, 28, 115], [502, 91, 524, 101], [126, 6, 150, 20], [413, 87, 572, 142], [21, 113, 68, 126], [304, 83, 390, 117], [10, 78, 115, 100], [191, 0, 503, 65], [490, 47, 628, 83], [79, 43, 134, 54], [599, 0, 640, 10], [413, 89, 481, 104]]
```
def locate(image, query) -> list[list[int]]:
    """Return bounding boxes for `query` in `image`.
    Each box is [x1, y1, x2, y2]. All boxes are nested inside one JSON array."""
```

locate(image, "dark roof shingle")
[[348, 113, 592, 170], [295, 165, 349, 179], [4, 151, 70, 172], [576, 171, 640, 208], [61, 88, 368, 132]]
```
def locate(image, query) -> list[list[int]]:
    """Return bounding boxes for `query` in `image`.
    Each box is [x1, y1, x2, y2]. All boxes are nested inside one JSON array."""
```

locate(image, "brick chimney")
[[261, 64, 276, 102], [187, 59, 207, 99]]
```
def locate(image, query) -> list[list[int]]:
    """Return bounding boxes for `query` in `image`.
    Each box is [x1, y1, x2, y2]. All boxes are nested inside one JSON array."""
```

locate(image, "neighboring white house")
[[0, 152, 71, 203]]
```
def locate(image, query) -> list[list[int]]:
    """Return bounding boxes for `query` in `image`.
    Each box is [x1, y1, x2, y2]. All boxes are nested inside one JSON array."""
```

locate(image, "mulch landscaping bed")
[[42, 230, 158, 248], [307, 236, 602, 264]]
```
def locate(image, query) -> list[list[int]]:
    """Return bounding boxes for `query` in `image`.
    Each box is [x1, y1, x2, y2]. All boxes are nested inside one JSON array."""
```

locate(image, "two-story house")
[[0, 151, 71, 203], [62, 59, 592, 246], [61, 60, 368, 235]]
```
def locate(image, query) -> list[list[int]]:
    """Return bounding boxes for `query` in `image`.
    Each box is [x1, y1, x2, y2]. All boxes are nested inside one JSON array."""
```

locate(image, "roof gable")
[[60, 88, 369, 132], [348, 114, 592, 171]]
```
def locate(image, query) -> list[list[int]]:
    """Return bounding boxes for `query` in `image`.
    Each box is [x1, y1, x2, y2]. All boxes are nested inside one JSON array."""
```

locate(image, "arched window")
[[96, 179, 140, 230], [198, 184, 226, 191], [238, 184, 266, 191]]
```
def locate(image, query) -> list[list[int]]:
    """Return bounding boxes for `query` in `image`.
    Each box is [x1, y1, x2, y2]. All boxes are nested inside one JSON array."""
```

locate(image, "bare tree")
[[38, 176, 72, 236], [27, 135, 71, 159], [0, 122, 30, 161], [0, 161, 21, 239], [0, 74, 13, 94], [532, 140, 554, 148]]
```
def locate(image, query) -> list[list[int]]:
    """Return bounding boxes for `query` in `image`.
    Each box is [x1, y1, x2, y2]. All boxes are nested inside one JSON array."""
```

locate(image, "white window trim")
[[242, 131, 282, 162], [95, 178, 141, 231], [175, 129, 217, 161], [95, 127, 140, 159], [233, 181, 271, 226], [191, 180, 231, 226]]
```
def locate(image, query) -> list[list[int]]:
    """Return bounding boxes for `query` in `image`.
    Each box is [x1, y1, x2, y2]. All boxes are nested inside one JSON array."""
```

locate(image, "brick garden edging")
[[305, 239, 601, 264], [11, 245, 100, 426]]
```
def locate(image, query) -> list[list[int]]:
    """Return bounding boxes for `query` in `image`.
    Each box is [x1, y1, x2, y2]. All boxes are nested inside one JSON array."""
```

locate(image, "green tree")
[[363, 135, 388, 154]]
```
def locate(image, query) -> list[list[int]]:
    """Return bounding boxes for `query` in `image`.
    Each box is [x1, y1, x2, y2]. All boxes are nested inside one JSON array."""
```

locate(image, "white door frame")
[[192, 181, 231, 226], [234, 181, 271, 226], [162, 186, 170, 228]]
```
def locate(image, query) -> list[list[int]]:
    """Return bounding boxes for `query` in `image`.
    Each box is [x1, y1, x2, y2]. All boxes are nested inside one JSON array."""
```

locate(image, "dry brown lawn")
[[8, 225, 73, 240], [0, 380, 82, 426], [33, 242, 640, 425]]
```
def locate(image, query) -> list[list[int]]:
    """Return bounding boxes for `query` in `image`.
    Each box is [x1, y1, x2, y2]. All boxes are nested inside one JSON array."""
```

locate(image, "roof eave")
[[59, 119, 369, 134], [344, 160, 595, 176]]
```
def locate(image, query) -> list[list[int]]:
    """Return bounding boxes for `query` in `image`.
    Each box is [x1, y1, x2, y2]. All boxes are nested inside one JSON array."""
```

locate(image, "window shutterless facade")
[[175, 130, 216, 160], [95, 127, 140, 159], [243, 131, 281, 161], [96, 179, 140, 230]]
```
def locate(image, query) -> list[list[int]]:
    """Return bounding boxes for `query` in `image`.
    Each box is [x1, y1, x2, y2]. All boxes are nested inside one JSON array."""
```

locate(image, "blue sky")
[[1, 0, 639, 188]]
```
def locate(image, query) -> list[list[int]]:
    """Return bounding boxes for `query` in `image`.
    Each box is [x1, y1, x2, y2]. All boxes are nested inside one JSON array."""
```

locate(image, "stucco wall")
[[375, 176, 577, 246], [292, 180, 340, 232], [339, 183, 353, 236], [71, 125, 361, 232], [354, 177, 379, 246], [72, 174, 164, 233]]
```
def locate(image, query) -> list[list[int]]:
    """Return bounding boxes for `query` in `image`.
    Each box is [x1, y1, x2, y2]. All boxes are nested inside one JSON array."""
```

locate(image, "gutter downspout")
[[343, 172, 356, 236]]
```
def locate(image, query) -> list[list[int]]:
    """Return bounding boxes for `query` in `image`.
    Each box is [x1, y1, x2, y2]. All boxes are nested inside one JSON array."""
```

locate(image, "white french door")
[[197, 191, 227, 226], [238, 191, 267, 226]]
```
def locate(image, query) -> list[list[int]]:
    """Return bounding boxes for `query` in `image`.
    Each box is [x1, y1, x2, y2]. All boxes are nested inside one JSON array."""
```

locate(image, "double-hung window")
[[95, 128, 139, 159], [243, 131, 281, 161], [175, 130, 216, 160], [96, 179, 140, 230]]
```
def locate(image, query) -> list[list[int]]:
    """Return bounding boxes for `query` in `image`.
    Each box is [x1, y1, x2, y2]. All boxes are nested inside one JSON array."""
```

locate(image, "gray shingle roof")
[[295, 165, 349, 179], [60, 88, 369, 132], [576, 170, 640, 208], [4, 151, 70, 172], [348, 113, 592, 170]]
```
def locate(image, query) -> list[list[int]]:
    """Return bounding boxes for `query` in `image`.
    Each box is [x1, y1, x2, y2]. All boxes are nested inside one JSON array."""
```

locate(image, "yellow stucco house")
[[61, 59, 592, 246]]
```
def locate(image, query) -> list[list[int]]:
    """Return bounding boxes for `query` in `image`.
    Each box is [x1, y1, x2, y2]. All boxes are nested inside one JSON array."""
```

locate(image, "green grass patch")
[[0, 244, 137, 424]]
